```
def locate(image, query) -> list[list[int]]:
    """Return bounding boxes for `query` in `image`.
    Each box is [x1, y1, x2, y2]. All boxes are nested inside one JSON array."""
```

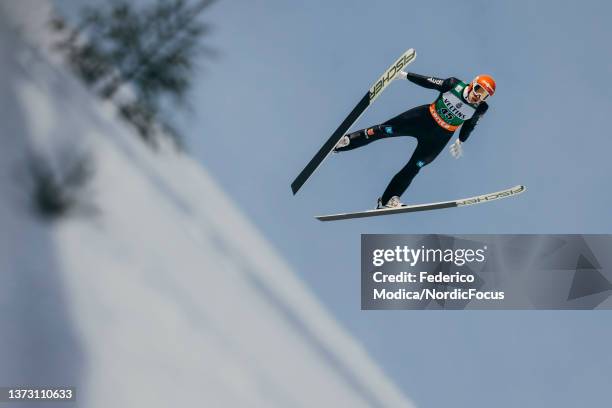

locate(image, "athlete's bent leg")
[[334, 124, 396, 152], [379, 139, 447, 205], [380, 154, 426, 205]]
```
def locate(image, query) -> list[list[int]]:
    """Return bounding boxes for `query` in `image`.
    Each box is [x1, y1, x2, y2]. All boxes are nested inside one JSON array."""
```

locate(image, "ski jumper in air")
[[333, 72, 496, 209]]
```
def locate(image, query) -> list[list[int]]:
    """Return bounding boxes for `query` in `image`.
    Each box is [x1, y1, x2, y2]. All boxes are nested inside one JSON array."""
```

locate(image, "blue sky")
[[55, 1, 612, 406]]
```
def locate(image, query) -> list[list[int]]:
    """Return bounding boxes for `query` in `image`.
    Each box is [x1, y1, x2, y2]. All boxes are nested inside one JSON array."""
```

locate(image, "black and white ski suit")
[[335, 72, 489, 205]]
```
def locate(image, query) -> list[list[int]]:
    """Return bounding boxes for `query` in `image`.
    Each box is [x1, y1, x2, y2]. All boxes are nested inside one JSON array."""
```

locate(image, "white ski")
[[291, 48, 417, 194], [316, 185, 526, 222]]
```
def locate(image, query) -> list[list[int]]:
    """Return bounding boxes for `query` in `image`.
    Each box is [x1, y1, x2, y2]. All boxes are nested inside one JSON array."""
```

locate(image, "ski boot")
[[376, 196, 403, 209], [333, 135, 350, 152]]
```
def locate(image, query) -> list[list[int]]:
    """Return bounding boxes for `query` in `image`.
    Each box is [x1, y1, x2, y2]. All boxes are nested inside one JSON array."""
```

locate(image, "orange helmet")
[[471, 74, 496, 99]]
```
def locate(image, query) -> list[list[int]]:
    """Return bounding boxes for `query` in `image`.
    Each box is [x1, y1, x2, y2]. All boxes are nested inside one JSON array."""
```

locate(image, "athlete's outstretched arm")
[[401, 72, 456, 92], [459, 102, 489, 142]]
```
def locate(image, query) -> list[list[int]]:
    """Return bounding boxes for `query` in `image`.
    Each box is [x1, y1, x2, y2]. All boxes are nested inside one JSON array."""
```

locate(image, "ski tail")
[[291, 93, 370, 194], [291, 48, 416, 195]]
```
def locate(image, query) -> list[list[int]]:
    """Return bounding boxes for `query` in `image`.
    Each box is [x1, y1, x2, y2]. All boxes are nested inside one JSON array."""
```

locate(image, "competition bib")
[[429, 82, 477, 131]]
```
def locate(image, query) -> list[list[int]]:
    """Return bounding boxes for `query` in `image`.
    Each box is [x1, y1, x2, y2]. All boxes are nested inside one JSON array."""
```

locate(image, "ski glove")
[[394, 71, 408, 81], [450, 139, 463, 159]]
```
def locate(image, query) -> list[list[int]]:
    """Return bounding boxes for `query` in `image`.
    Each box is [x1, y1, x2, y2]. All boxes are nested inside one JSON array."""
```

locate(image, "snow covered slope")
[[0, 2, 413, 407]]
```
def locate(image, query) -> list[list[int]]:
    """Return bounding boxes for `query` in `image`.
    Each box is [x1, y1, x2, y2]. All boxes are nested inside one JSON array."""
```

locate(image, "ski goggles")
[[471, 83, 491, 101]]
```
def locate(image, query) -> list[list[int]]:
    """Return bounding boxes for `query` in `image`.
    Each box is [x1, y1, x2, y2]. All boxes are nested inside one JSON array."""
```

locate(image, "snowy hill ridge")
[[0, 2, 413, 407]]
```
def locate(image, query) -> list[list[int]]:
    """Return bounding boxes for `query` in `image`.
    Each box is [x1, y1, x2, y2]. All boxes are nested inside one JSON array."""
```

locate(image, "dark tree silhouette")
[[54, 0, 217, 147]]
